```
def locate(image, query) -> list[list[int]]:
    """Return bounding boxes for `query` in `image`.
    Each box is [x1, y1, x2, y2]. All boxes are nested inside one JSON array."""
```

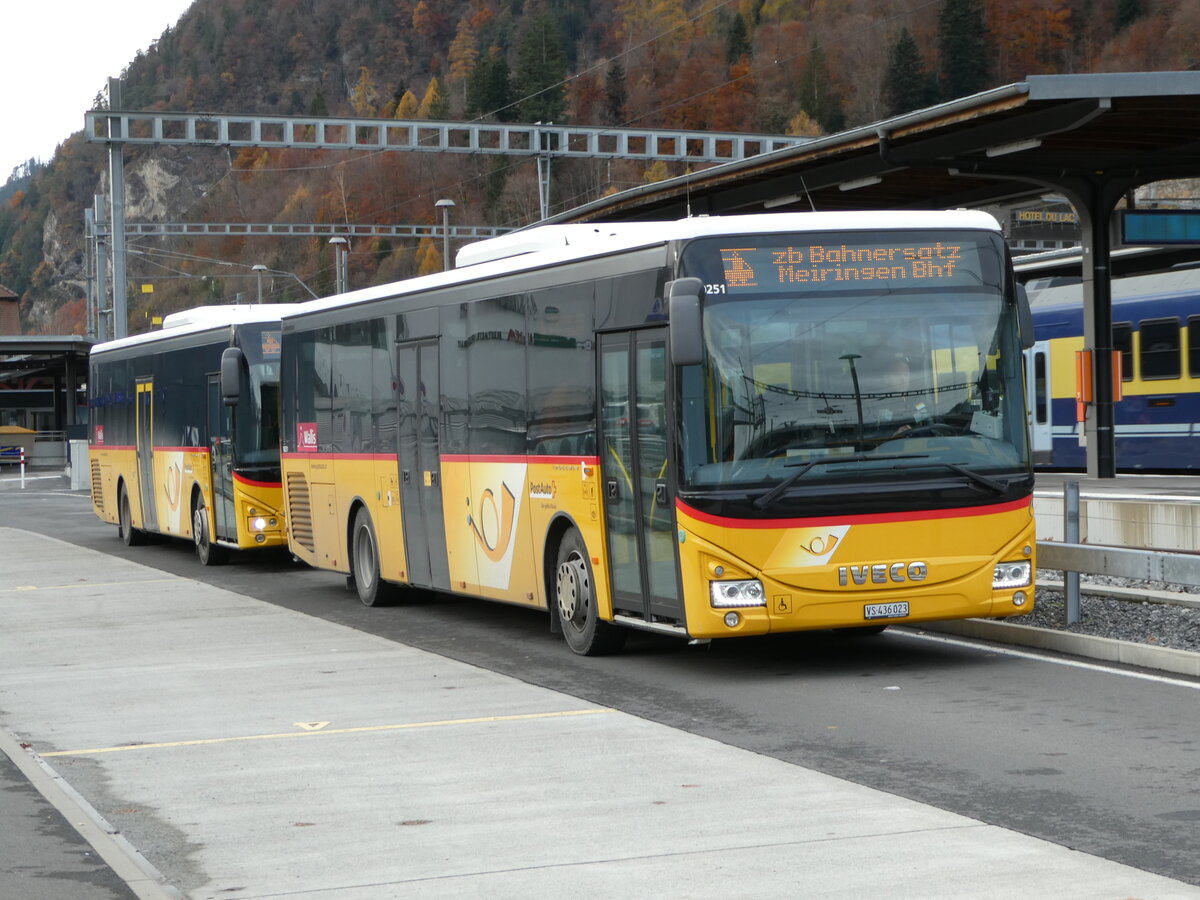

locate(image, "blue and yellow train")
[[1026, 268, 1200, 471]]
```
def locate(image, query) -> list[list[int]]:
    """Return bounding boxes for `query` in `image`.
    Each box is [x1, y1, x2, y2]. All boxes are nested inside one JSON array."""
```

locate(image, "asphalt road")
[[5, 482, 1200, 887]]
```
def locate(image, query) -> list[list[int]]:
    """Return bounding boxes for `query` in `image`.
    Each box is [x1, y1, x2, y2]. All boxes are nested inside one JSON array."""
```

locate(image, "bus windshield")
[[676, 231, 1031, 508], [234, 325, 283, 476]]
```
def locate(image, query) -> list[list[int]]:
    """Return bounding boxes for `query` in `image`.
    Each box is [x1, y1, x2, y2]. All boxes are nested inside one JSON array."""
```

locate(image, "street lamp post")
[[435, 199, 455, 271], [252, 264, 267, 303], [328, 237, 348, 294]]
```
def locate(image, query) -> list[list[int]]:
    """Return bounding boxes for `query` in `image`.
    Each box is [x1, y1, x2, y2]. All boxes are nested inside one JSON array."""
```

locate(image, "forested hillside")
[[0, 0, 1191, 334]]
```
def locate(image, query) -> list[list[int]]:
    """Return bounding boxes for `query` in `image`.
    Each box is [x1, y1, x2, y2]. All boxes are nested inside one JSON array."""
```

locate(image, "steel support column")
[[1055, 175, 1135, 479], [106, 79, 128, 339]]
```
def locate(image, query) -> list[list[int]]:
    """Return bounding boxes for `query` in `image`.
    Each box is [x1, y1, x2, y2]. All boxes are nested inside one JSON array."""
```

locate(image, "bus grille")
[[286, 471, 315, 552], [90, 460, 104, 512]]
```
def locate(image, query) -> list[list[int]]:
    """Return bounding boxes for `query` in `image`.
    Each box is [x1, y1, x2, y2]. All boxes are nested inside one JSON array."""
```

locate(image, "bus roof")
[[285, 211, 1001, 321], [91, 304, 299, 355]]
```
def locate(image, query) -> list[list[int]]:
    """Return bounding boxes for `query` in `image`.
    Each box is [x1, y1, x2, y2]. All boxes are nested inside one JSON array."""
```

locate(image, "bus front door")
[[1025, 340, 1053, 465], [207, 375, 236, 540], [397, 340, 450, 589], [599, 330, 683, 627], [135, 380, 158, 532]]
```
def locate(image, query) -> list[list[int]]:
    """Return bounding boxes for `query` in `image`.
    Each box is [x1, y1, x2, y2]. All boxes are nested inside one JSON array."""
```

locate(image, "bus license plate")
[[864, 601, 909, 620]]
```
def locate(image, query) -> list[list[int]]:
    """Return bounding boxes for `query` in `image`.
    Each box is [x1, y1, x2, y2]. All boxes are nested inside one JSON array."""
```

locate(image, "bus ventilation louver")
[[286, 472, 316, 552], [90, 461, 104, 513]]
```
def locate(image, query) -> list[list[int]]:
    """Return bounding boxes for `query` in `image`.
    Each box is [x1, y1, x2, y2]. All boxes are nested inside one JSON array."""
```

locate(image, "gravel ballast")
[[1025, 574, 1200, 654]]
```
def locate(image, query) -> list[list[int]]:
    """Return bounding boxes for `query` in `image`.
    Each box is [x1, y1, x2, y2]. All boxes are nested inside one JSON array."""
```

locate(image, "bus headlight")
[[993, 560, 1031, 589], [710, 579, 765, 608], [250, 516, 268, 532]]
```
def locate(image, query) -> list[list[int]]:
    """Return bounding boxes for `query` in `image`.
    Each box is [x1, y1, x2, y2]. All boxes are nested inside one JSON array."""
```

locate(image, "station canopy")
[[548, 73, 1200, 226]]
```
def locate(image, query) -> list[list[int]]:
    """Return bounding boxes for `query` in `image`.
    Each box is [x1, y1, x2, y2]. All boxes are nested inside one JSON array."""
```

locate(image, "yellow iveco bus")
[[278, 212, 1036, 654], [89, 305, 296, 564]]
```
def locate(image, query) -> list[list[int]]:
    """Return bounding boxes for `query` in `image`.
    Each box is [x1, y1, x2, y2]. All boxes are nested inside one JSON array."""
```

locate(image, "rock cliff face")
[[26, 151, 214, 332], [25, 210, 84, 333], [124, 156, 188, 221]]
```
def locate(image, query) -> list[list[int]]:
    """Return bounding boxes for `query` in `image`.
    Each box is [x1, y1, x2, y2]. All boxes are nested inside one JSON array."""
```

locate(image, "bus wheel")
[[118, 484, 146, 547], [351, 508, 394, 607], [555, 529, 626, 656], [192, 497, 228, 566]]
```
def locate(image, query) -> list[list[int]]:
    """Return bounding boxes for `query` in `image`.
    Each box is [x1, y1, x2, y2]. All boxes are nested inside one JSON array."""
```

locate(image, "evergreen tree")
[[885, 27, 931, 117], [1114, 0, 1143, 31], [725, 13, 751, 66], [937, 0, 990, 101], [512, 8, 567, 122], [308, 91, 328, 117], [604, 60, 627, 125], [797, 40, 845, 134], [466, 51, 515, 121]]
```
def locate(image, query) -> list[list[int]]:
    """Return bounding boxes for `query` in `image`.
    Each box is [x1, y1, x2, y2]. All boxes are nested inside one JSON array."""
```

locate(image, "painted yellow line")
[[41, 708, 614, 757], [0, 578, 184, 594]]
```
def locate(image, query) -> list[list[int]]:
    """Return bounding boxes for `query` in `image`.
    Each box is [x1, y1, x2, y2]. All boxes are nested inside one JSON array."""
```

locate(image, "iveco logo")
[[838, 562, 928, 586]]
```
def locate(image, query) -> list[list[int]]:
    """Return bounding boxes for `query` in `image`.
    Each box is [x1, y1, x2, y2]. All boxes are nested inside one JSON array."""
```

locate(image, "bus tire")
[[351, 508, 394, 607], [192, 496, 228, 566], [118, 483, 147, 547], [555, 529, 626, 656]]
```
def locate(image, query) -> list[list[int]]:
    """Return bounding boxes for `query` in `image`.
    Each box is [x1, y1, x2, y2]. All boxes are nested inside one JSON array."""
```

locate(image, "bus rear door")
[[135, 379, 158, 533], [397, 339, 450, 589], [599, 329, 683, 627]]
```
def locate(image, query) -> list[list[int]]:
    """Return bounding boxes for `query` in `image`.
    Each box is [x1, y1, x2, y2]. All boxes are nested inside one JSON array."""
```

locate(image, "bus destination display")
[[713, 241, 977, 293]]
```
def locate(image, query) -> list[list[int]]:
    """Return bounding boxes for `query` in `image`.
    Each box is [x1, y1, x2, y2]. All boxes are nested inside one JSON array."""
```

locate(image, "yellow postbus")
[[88, 305, 296, 564], [277, 212, 1036, 654]]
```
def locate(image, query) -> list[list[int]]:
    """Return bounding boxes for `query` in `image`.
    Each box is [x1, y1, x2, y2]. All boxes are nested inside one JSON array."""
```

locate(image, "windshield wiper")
[[892, 460, 1008, 494], [752, 453, 927, 510]]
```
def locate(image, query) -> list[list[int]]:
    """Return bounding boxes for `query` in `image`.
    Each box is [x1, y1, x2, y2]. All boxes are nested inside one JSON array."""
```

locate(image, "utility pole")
[[106, 78, 128, 338], [93, 194, 109, 342]]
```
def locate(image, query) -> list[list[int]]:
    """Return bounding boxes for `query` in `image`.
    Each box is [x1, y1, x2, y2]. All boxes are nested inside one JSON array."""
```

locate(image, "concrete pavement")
[[1, 524, 1198, 899]]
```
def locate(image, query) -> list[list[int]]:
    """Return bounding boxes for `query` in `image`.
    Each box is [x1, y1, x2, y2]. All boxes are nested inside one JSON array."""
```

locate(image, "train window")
[[1113, 323, 1133, 382], [1139, 318, 1180, 380], [1189, 316, 1200, 377]]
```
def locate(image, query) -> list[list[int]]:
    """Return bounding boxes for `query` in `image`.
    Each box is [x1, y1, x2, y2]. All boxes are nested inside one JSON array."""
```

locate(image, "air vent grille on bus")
[[286, 471, 315, 552], [90, 460, 104, 512]]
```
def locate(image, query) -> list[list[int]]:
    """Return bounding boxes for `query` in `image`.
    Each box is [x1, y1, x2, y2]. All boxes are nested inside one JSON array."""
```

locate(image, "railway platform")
[[2, 524, 1198, 898]]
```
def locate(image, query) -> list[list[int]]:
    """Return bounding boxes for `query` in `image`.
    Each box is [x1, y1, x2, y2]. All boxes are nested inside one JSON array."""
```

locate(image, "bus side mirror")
[[1016, 283, 1035, 350], [668, 277, 704, 367], [220, 346, 243, 406]]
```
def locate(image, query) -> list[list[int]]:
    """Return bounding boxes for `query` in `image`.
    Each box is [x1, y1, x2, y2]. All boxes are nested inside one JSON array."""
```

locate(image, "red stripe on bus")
[[233, 473, 282, 489], [280, 451, 599, 465], [440, 454, 600, 465], [152, 446, 210, 454], [676, 496, 1032, 530], [280, 451, 396, 461]]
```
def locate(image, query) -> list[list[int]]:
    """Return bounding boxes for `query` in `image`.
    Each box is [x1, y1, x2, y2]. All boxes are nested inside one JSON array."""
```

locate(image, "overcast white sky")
[[1, 0, 195, 182]]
